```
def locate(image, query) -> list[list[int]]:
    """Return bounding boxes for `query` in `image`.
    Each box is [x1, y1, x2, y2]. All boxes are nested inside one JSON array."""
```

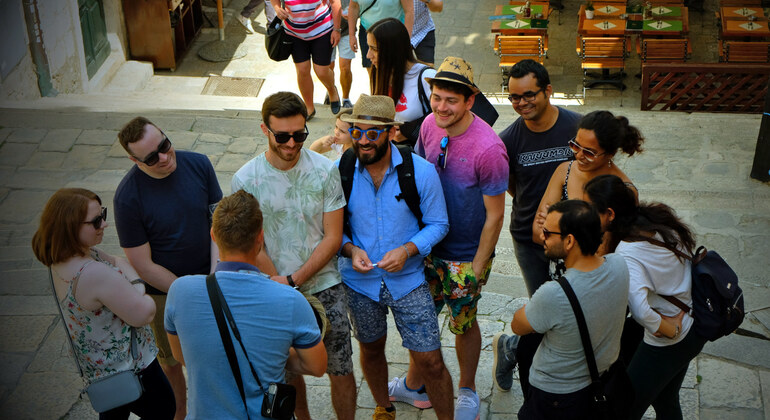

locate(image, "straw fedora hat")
[[424, 56, 481, 94], [340, 94, 403, 126]]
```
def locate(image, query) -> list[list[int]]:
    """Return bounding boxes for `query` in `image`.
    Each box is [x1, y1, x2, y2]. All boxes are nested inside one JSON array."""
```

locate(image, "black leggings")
[[99, 359, 175, 420], [626, 330, 706, 420]]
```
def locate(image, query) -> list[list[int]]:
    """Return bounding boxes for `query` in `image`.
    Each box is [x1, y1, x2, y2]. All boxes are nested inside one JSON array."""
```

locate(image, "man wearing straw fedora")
[[338, 94, 454, 420], [397, 57, 508, 420]]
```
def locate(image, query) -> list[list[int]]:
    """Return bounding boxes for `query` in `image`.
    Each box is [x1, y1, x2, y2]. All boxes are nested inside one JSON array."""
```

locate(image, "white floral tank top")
[[58, 250, 157, 382]]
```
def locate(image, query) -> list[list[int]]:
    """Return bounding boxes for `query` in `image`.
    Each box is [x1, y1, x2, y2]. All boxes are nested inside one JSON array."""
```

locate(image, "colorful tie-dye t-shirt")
[[417, 113, 509, 261]]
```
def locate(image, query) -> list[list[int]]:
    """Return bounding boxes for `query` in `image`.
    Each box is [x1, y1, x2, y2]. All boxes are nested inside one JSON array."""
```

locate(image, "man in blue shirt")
[[165, 190, 327, 419], [337, 95, 453, 420]]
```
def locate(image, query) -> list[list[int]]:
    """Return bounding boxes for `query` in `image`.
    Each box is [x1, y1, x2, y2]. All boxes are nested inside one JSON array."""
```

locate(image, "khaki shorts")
[[150, 294, 179, 367]]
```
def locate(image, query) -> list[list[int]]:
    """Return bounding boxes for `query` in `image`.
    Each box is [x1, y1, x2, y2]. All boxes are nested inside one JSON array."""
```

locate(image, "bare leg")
[[329, 373, 357, 420], [456, 320, 481, 390], [404, 353, 422, 389], [290, 374, 311, 420], [339, 58, 353, 99], [410, 349, 454, 420], [294, 60, 315, 115], [160, 362, 187, 420], [358, 335, 392, 409], [313, 63, 339, 102]]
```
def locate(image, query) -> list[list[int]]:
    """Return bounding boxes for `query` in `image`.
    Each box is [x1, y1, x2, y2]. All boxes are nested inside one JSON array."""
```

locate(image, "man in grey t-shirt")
[[510, 200, 629, 419]]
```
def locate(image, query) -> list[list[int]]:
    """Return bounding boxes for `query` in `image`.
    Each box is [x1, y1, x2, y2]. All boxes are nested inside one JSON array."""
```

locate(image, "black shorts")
[[413, 30, 436, 64], [358, 24, 372, 68], [291, 30, 333, 66]]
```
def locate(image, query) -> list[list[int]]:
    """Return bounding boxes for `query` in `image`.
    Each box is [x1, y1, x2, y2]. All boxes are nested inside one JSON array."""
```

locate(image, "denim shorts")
[[344, 282, 441, 352], [425, 255, 493, 335]]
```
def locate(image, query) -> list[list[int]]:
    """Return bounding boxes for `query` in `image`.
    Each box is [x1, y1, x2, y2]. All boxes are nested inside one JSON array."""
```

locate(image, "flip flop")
[[307, 109, 316, 121]]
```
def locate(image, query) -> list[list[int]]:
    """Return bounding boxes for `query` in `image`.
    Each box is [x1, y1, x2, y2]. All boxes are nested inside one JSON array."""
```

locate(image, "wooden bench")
[[721, 41, 770, 63]]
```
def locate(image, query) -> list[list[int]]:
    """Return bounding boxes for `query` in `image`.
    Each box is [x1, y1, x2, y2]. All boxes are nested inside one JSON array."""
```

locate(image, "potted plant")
[[585, 1, 595, 19]]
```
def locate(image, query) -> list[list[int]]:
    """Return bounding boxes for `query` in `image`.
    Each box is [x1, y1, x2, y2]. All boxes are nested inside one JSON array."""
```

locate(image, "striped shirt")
[[284, 0, 333, 40]]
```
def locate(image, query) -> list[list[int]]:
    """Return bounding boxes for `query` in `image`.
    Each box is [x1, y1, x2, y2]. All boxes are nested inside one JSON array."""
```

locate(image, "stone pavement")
[[1, 0, 769, 418], [0, 104, 768, 419]]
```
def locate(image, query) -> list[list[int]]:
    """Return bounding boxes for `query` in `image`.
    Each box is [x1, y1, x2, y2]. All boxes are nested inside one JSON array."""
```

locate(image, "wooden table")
[[578, 5, 689, 36], [719, 7, 770, 39], [721, 6, 765, 19], [492, 3, 550, 34]]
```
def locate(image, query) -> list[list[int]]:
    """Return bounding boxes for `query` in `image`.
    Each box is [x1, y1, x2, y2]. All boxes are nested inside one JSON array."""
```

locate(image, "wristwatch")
[[287, 273, 299, 289], [333, 27, 342, 33]]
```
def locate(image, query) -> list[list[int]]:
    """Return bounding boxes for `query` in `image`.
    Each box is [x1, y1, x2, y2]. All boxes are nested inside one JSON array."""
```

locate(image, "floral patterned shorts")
[[425, 255, 493, 335]]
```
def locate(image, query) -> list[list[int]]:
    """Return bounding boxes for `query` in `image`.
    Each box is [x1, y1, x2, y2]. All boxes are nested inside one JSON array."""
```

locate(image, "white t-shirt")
[[395, 63, 436, 123], [616, 238, 694, 346]]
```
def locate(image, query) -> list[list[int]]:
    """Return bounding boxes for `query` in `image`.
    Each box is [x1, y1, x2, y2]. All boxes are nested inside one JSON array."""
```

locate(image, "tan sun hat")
[[339, 94, 403, 126], [424, 56, 481, 94]]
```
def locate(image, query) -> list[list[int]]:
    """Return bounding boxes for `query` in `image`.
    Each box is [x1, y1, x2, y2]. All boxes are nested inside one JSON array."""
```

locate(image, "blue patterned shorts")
[[344, 282, 441, 353]]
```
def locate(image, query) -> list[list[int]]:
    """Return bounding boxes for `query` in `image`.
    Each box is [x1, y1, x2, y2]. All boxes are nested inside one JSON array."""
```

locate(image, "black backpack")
[[338, 146, 423, 239], [635, 238, 745, 342]]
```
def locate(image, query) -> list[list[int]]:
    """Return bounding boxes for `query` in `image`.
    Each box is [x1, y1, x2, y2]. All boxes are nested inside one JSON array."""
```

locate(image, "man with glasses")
[[510, 200, 628, 419], [114, 116, 224, 419], [492, 60, 582, 394], [231, 91, 356, 420], [410, 57, 508, 420], [337, 94, 453, 420]]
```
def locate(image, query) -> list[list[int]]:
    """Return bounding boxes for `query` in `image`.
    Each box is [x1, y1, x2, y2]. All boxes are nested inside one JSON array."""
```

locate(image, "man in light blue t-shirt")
[[165, 190, 327, 419], [510, 200, 628, 419]]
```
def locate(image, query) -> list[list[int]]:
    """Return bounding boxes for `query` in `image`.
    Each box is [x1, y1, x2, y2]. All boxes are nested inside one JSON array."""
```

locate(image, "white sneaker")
[[455, 388, 480, 420], [236, 15, 255, 34]]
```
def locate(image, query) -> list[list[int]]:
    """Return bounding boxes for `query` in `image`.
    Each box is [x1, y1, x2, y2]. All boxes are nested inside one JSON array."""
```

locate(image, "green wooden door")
[[78, 0, 110, 78]]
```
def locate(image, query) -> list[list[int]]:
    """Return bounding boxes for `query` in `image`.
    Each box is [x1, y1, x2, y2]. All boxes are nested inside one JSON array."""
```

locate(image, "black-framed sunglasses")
[[267, 125, 309, 144], [542, 227, 563, 240], [568, 137, 606, 162], [349, 126, 388, 142], [136, 135, 173, 166], [508, 88, 544, 104], [437, 136, 449, 169], [84, 207, 107, 229]]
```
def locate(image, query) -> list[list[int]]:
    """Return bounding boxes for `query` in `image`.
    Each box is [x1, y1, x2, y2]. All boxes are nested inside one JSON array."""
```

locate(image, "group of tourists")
[[31, 4, 707, 419]]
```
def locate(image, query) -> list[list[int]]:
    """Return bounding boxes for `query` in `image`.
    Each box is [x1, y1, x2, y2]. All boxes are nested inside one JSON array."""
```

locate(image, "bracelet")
[[130, 279, 144, 285], [287, 274, 298, 289], [671, 324, 680, 339], [401, 245, 410, 258]]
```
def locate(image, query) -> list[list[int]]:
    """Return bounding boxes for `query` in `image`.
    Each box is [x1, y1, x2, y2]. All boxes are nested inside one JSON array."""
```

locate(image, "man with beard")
[[493, 59, 582, 394], [337, 94, 454, 420], [511, 200, 628, 419], [404, 57, 508, 420], [231, 91, 356, 420]]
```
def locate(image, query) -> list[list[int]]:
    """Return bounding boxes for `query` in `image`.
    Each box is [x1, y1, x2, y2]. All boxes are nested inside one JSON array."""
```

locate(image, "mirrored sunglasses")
[[437, 136, 449, 169], [349, 127, 388, 142]]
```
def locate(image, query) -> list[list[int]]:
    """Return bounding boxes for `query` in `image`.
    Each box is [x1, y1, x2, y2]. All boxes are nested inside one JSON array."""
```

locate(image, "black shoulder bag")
[[206, 273, 296, 419], [556, 276, 634, 420], [266, 0, 294, 62]]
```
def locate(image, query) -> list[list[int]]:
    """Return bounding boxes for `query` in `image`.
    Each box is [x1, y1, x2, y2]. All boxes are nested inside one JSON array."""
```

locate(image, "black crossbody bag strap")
[[556, 276, 604, 399], [206, 273, 265, 419], [359, 0, 379, 18]]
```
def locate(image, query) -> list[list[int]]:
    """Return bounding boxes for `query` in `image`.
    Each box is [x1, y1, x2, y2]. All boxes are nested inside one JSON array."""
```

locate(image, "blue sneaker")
[[388, 377, 432, 409], [492, 332, 518, 391], [455, 388, 480, 420]]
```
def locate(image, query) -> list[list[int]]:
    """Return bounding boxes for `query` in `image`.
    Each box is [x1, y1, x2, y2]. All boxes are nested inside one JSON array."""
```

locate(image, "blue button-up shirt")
[[339, 143, 449, 301]]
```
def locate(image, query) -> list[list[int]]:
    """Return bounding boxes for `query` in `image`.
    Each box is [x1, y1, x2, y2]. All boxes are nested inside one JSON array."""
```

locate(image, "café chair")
[[637, 38, 691, 64], [497, 35, 548, 90], [578, 36, 629, 102], [720, 41, 770, 63], [719, 0, 760, 6]]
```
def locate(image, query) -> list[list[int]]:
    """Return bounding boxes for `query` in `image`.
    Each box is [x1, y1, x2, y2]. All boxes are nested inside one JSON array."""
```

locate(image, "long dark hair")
[[368, 18, 415, 106], [584, 175, 695, 258]]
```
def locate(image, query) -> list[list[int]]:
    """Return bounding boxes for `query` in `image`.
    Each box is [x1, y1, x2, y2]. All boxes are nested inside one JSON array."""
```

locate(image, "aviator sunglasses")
[[568, 138, 606, 162], [84, 207, 108, 229], [348, 126, 388, 142], [136, 135, 172, 166], [267, 125, 310, 144]]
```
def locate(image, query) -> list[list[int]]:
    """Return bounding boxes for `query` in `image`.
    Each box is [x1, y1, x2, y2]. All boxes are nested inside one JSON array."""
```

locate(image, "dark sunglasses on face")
[[136, 136, 172, 166], [437, 136, 449, 169], [267, 125, 309, 144], [348, 126, 388, 142], [542, 227, 563, 240], [568, 138, 606, 162], [508, 88, 544, 104], [84, 207, 108, 229]]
